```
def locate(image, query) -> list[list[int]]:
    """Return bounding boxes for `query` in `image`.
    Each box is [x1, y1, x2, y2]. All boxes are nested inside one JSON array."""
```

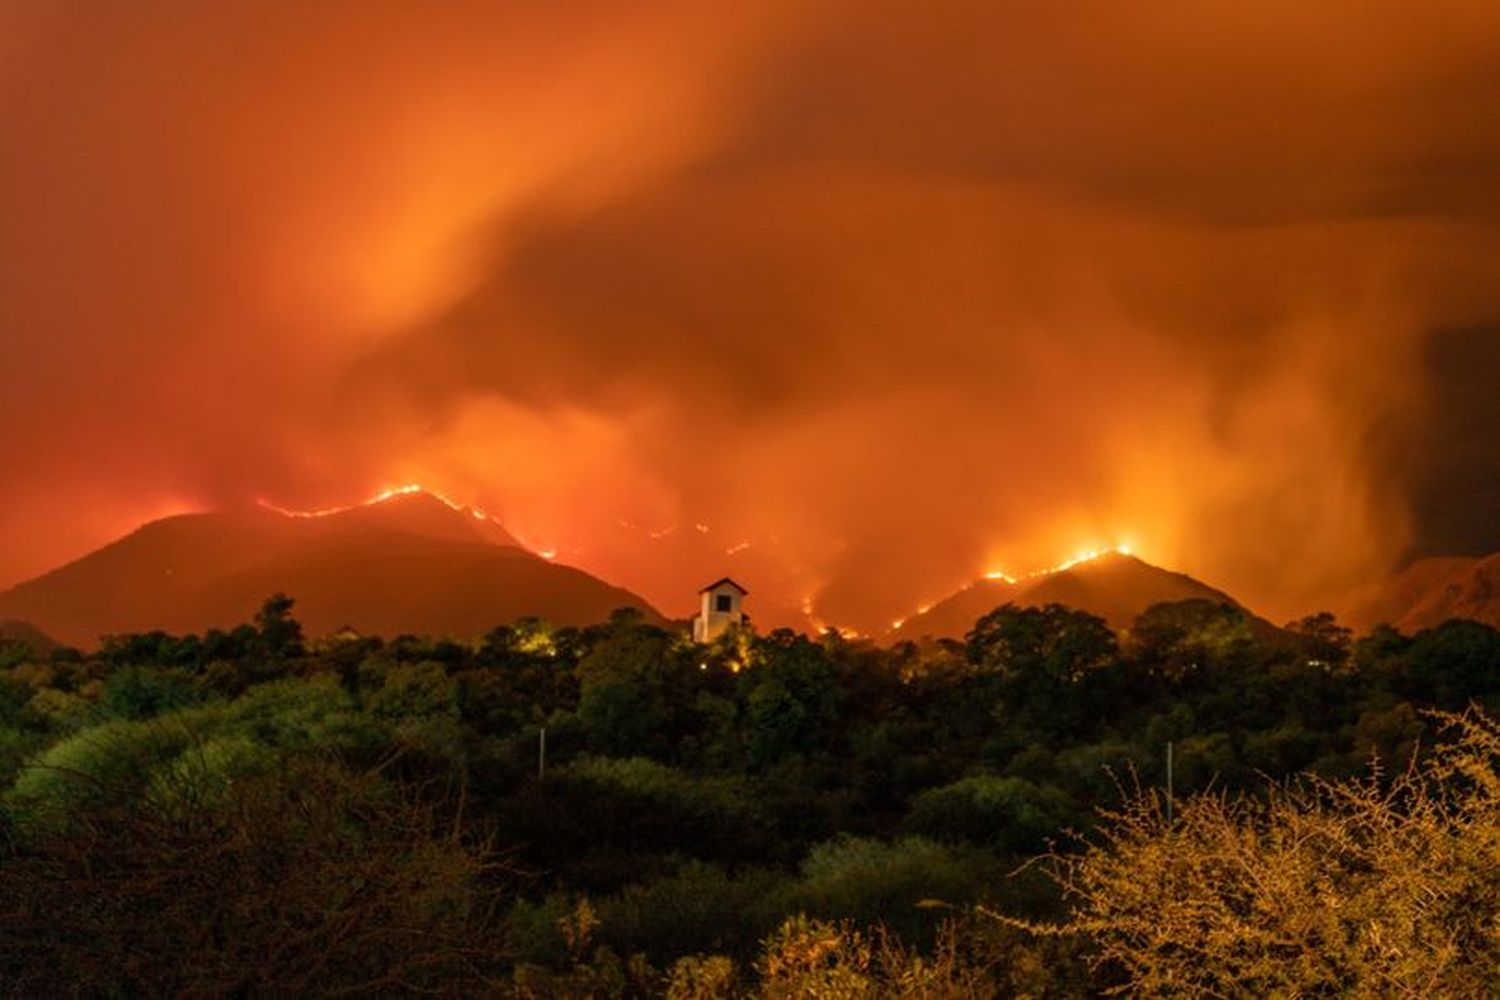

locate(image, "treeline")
[[0, 596, 1495, 996]]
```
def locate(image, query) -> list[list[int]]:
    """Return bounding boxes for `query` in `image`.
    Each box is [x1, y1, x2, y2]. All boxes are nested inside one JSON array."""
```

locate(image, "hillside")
[[892, 551, 1255, 639], [0, 491, 659, 646], [1345, 553, 1500, 634]]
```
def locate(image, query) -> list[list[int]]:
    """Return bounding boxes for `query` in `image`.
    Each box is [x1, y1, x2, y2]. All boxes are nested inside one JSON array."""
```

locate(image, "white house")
[[692, 577, 747, 643]]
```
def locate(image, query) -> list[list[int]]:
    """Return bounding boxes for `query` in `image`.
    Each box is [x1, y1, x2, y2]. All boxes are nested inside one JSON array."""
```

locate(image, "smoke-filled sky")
[[2, 0, 1498, 629]]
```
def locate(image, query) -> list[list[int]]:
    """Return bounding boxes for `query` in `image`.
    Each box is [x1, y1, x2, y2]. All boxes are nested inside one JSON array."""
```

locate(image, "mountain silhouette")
[[892, 551, 1256, 639], [0, 491, 659, 646]]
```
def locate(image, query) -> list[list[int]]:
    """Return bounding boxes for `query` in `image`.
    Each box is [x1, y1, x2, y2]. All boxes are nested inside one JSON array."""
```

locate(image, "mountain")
[[891, 551, 1255, 639], [1345, 553, 1500, 634], [0, 491, 660, 647]]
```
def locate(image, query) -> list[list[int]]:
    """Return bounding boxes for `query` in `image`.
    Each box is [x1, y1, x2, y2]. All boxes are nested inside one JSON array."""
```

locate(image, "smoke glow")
[[3, 1, 1499, 631]]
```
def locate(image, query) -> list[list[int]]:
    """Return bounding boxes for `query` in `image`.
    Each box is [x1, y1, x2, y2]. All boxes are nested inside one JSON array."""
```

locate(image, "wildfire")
[[1041, 543, 1136, 575], [902, 543, 1137, 631], [258, 482, 503, 526], [982, 543, 1135, 586]]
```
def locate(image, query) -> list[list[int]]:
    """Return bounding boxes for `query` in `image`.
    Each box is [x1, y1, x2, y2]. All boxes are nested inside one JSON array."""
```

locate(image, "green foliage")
[[369, 661, 460, 720], [743, 632, 845, 766], [592, 861, 789, 964], [0, 640, 34, 670], [99, 666, 205, 720], [575, 623, 687, 757], [5, 715, 201, 831], [0, 593, 1495, 993], [964, 604, 1117, 738], [785, 836, 997, 944], [1129, 599, 1255, 676], [17, 686, 94, 733], [904, 775, 1077, 853], [966, 604, 1117, 683], [0, 673, 33, 727], [549, 756, 767, 861]]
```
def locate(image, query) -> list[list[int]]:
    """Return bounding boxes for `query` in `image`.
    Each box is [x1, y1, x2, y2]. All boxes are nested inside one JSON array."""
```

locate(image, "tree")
[[966, 604, 1116, 684], [1127, 600, 1258, 695], [742, 631, 844, 767], [1285, 611, 1353, 669], [575, 620, 690, 757], [254, 593, 304, 661], [964, 604, 1116, 735]]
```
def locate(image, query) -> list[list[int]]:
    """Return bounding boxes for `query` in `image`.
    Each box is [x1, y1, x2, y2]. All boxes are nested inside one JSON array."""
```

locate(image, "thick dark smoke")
[[2, 0, 1498, 629]]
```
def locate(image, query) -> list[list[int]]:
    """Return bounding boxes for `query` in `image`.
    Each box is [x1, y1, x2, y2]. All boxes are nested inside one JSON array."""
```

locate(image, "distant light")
[[1116, 543, 1132, 556], [538, 548, 557, 560]]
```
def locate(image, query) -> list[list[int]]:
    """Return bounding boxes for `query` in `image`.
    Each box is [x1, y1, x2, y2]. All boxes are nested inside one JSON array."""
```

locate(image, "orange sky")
[[2, 1, 1498, 630]]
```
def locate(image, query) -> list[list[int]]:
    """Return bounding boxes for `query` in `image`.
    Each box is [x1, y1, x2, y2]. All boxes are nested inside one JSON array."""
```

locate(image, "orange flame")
[[257, 482, 505, 526]]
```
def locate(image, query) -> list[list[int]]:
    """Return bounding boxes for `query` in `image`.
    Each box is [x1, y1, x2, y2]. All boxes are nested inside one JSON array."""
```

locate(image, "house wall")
[[693, 584, 743, 642]]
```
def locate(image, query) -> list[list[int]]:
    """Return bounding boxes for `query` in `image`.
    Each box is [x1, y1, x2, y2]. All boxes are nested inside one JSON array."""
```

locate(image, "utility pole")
[[1166, 740, 1175, 825], [538, 726, 547, 783]]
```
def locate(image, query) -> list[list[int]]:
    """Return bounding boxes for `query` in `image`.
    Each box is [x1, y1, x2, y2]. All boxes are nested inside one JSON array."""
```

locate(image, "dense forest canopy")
[[1, 596, 1495, 996]]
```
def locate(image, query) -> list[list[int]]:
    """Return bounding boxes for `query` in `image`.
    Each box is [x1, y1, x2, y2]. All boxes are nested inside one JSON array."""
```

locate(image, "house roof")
[[699, 576, 749, 595]]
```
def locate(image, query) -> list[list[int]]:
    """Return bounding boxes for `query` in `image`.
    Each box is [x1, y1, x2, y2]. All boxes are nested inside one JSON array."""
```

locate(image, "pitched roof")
[[699, 576, 748, 595]]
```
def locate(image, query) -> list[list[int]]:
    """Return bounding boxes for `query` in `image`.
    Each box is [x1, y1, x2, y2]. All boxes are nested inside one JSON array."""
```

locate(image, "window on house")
[[715, 594, 733, 613]]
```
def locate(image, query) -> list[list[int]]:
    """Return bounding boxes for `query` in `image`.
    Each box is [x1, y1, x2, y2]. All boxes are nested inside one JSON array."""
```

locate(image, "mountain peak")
[[0, 489, 657, 646], [892, 551, 1248, 638]]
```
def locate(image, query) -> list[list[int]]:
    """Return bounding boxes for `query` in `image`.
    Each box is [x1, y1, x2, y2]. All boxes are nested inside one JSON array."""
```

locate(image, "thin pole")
[[538, 726, 547, 783], [1166, 740, 1174, 825]]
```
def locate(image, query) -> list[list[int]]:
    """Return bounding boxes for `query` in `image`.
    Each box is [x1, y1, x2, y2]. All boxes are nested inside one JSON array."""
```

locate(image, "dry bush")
[[753, 915, 1003, 999], [1013, 708, 1500, 997]]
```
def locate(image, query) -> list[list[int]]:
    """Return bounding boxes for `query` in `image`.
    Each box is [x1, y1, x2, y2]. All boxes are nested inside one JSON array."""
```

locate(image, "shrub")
[[904, 775, 1076, 853], [783, 836, 996, 944], [593, 861, 790, 963], [99, 666, 205, 720]]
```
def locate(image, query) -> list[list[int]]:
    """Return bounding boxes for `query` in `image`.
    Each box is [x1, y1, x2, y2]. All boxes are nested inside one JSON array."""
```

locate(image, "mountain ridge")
[[1344, 553, 1500, 634]]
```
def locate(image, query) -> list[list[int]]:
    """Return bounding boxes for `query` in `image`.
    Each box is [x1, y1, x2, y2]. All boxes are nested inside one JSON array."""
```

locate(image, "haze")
[[2, 1, 1498, 631]]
